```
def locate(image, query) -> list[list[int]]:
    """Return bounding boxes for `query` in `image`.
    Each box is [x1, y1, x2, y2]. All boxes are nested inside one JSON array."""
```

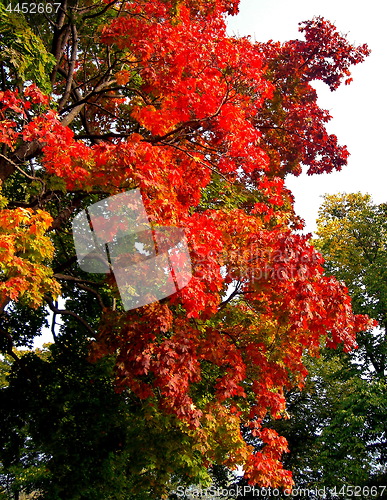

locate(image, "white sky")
[[227, 0, 387, 234]]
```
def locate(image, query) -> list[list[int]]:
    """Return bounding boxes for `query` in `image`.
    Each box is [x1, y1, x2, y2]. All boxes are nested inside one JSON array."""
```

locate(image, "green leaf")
[[0, 3, 55, 92]]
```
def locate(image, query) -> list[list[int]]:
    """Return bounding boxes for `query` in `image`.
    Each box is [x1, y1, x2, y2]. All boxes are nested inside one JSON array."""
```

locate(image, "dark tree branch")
[[50, 300, 59, 341], [81, 0, 119, 22], [0, 141, 43, 183], [44, 296, 96, 337], [0, 154, 46, 191], [49, 194, 85, 230], [0, 298, 11, 316], [53, 274, 103, 286], [50, 0, 71, 85], [160, 141, 230, 182], [75, 132, 132, 140], [0, 326, 21, 365], [146, 84, 230, 145], [0, 326, 35, 383], [77, 284, 106, 310], [218, 281, 243, 310], [53, 256, 78, 274], [58, 23, 79, 111], [58, 85, 124, 113], [54, 275, 106, 310], [60, 79, 116, 127]]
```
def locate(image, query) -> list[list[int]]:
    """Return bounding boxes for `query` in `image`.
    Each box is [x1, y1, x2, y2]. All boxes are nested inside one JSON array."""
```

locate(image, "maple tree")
[[0, 0, 373, 497]]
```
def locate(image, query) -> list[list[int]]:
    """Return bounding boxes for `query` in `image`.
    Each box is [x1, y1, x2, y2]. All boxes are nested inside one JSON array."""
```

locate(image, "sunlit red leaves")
[[153, 331, 202, 424], [101, 0, 273, 178], [241, 422, 292, 488], [0, 89, 28, 149], [0, 87, 91, 188], [89, 210, 375, 487], [171, 212, 224, 317], [0, 85, 50, 136], [0, 89, 26, 115], [21, 110, 91, 187], [86, 134, 212, 220], [0, 120, 18, 149], [245, 450, 293, 489], [23, 83, 50, 105], [199, 328, 246, 401]]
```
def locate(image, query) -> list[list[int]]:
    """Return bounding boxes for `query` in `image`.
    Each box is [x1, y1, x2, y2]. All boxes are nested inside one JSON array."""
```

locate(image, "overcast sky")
[[227, 0, 386, 234]]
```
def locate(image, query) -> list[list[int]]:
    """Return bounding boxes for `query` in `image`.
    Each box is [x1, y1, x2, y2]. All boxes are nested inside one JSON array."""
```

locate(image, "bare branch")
[[218, 281, 243, 310], [58, 23, 79, 111], [60, 80, 116, 127], [50, 300, 59, 341], [49, 194, 85, 230], [0, 154, 45, 191], [0, 141, 43, 183], [78, 284, 106, 310], [81, 0, 120, 22], [44, 296, 96, 337], [75, 132, 132, 140], [58, 85, 124, 113]]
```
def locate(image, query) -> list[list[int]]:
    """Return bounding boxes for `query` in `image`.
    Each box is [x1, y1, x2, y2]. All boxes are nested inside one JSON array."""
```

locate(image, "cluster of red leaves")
[[0, 85, 91, 188], [254, 17, 370, 176], [101, 0, 274, 178], [89, 208, 374, 489]]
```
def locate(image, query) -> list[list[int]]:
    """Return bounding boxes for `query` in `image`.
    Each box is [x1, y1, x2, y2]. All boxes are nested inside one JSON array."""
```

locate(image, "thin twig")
[[161, 142, 231, 183], [44, 296, 96, 337], [0, 153, 45, 189], [60, 80, 116, 127], [51, 300, 58, 341], [81, 0, 119, 21], [218, 281, 243, 310], [53, 274, 106, 309]]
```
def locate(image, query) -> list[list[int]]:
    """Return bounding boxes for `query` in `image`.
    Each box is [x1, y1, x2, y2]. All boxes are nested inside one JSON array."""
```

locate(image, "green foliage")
[[0, 355, 11, 388], [314, 193, 387, 332], [271, 350, 387, 489], [0, 335, 216, 499], [0, 2, 55, 92]]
